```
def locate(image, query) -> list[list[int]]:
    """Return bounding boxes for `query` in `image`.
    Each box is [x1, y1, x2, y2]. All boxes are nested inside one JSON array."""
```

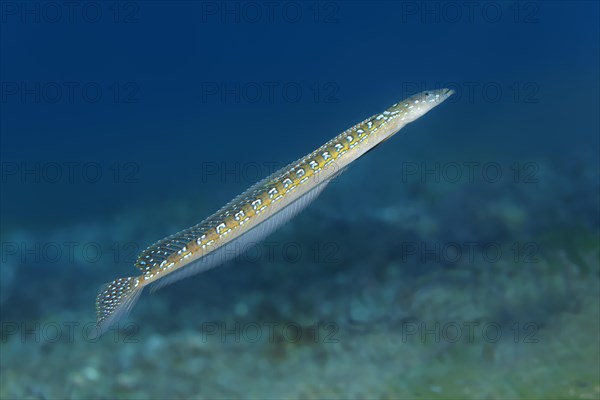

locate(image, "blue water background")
[[2, 2, 597, 229]]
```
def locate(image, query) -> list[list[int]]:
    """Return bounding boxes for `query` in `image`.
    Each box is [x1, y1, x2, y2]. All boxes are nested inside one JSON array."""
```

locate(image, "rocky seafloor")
[[1, 151, 599, 399]]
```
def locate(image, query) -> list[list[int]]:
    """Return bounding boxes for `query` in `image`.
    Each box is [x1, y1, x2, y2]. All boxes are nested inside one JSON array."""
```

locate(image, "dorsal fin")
[[133, 162, 297, 275]]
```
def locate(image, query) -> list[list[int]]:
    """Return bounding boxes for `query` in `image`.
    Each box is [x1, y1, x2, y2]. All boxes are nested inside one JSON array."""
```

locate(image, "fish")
[[94, 88, 454, 335]]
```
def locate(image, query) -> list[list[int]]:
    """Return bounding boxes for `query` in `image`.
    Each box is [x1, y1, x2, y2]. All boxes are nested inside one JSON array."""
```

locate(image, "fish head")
[[396, 88, 455, 123]]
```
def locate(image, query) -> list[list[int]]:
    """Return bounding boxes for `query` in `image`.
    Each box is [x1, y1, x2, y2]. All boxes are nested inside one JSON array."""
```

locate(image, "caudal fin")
[[94, 277, 143, 337]]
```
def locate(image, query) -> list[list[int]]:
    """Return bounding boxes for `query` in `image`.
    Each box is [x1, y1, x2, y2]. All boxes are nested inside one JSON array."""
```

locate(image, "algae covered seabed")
[[1, 149, 598, 399]]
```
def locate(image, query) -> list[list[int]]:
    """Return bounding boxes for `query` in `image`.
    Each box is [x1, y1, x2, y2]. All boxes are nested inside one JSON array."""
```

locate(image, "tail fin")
[[94, 277, 143, 337]]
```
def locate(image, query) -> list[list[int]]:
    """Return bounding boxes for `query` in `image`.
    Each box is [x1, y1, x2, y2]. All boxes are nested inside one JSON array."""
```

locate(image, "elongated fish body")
[[95, 89, 454, 334]]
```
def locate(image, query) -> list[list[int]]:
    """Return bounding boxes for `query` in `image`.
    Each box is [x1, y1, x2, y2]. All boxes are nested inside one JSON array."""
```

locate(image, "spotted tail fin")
[[94, 277, 143, 337]]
